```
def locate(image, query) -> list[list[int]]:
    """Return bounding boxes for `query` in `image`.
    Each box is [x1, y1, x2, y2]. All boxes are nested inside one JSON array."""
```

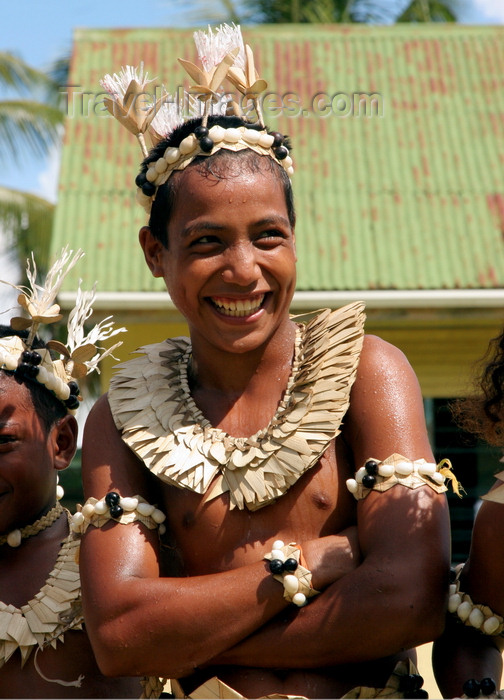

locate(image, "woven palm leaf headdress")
[[0, 247, 125, 412], [100, 23, 294, 214]]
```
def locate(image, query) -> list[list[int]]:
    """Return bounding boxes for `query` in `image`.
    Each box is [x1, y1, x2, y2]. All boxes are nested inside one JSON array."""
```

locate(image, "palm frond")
[[0, 186, 54, 272], [353, 0, 458, 22], [351, 0, 401, 22], [236, 0, 362, 24], [47, 55, 71, 86], [0, 100, 63, 163], [0, 51, 57, 93], [397, 0, 457, 21], [213, 0, 243, 23], [163, 0, 458, 26], [45, 54, 71, 108], [177, 0, 249, 25], [302, 0, 353, 22]]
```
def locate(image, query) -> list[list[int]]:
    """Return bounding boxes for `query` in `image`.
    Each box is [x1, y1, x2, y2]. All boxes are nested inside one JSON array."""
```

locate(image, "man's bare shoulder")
[[357, 333, 415, 381], [84, 393, 123, 444], [87, 391, 113, 421], [349, 333, 423, 417], [81, 391, 148, 494], [344, 332, 434, 469]]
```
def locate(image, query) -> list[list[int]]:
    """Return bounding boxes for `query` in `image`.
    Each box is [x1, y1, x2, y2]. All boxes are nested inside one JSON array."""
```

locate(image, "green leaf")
[[231, 0, 458, 24], [0, 186, 54, 273], [397, 0, 457, 22], [0, 99, 63, 162]]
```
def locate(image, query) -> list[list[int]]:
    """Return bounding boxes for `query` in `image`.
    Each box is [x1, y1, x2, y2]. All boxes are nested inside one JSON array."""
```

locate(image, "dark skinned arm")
[[211, 335, 451, 668]]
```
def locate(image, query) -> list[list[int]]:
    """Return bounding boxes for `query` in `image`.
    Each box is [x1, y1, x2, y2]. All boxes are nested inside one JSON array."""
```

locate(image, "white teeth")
[[213, 295, 264, 317]]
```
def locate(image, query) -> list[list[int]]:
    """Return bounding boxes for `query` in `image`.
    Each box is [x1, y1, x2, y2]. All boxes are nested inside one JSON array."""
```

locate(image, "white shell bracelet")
[[264, 541, 319, 607], [449, 578, 504, 637], [71, 493, 167, 536], [345, 453, 459, 500]]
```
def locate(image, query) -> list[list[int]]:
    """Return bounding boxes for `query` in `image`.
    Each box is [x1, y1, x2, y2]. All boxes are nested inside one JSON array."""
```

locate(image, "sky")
[[0, 0, 503, 203]]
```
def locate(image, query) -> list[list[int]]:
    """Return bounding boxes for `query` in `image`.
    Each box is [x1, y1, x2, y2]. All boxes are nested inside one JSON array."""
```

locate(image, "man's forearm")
[[214, 536, 447, 668], [81, 528, 358, 679]]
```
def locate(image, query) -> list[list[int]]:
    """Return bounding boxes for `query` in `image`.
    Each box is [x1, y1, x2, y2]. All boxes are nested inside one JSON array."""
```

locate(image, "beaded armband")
[[346, 453, 461, 500], [264, 541, 320, 607], [70, 492, 166, 535], [448, 573, 504, 637]]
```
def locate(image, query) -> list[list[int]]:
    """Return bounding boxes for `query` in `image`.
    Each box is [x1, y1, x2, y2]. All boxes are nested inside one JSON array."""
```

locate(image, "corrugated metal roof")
[[52, 24, 504, 293]]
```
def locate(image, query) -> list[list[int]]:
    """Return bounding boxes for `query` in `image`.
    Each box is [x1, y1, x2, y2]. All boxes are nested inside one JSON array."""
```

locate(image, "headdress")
[[0, 247, 125, 412], [100, 23, 294, 214]]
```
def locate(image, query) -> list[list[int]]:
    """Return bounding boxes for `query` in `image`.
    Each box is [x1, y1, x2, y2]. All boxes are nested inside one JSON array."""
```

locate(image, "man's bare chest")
[[159, 438, 356, 576]]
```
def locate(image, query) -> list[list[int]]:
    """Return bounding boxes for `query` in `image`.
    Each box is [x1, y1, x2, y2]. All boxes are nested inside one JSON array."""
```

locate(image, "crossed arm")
[[213, 486, 448, 669], [80, 396, 358, 679], [212, 335, 451, 668], [79, 335, 450, 679]]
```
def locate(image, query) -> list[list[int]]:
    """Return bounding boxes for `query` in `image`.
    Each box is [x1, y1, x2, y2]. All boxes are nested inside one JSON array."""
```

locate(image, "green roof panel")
[[52, 25, 504, 292]]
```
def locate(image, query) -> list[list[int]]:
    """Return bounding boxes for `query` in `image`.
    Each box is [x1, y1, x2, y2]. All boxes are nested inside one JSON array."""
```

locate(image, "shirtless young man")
[[0, 255, 141, 698], [433, 330, 504, 699], [78, 28, 451, 699]]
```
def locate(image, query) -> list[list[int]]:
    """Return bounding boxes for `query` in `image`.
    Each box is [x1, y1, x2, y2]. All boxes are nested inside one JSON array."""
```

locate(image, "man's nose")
[[220, 243, 261, 286]]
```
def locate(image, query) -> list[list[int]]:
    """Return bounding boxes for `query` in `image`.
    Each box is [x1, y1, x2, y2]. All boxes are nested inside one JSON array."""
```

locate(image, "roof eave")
[[58, 289, 504, 311]]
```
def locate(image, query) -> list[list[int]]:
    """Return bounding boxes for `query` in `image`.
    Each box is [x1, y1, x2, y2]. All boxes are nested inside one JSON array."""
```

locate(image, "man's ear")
[[139, 226, 166, 278], [52, 415, 78, 472]]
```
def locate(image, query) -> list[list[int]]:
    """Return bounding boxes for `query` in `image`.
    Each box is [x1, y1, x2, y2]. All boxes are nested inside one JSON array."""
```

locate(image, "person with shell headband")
[[0, 249, 158, 697], [80, 24, 452, 699]]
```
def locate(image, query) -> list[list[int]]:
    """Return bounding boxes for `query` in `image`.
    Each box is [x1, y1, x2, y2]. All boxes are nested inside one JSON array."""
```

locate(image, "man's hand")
[[304, 526, 360, 591]]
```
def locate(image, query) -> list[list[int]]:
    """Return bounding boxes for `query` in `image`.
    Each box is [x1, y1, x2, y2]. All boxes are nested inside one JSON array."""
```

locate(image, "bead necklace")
[[178, 326, 302, 442], [0, 502, 64, 548]]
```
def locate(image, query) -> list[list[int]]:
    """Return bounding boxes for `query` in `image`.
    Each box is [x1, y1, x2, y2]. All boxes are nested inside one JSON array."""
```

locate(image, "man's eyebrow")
[[180, 216, 291, 238], [180, 222, 226, 239], [254, 215, 291, 228]]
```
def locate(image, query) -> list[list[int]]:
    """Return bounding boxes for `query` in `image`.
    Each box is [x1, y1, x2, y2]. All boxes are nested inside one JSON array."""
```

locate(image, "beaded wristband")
[[70, 493, 167, 536], [462, 677, 499, 698], [346, 453, 461, 500], [448, 576, 504, 637], [264, 541, 319, 607]]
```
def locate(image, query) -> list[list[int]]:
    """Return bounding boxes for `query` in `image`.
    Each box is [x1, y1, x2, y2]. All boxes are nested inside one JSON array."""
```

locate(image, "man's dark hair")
[[0, 325, 67, 432], [139, 115, 296, 248]]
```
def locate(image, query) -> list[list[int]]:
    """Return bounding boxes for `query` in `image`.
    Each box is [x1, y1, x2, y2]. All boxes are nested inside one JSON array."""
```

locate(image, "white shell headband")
[[0, 247, 125, 412], [100, 23, 294, 214]]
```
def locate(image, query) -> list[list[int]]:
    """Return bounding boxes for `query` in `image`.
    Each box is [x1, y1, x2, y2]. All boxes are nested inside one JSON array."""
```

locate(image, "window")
[[426, 398, 502, 564]]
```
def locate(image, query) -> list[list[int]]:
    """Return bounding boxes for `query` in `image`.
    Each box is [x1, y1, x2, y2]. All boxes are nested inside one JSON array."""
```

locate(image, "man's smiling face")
[[142, 160, 297, 356]]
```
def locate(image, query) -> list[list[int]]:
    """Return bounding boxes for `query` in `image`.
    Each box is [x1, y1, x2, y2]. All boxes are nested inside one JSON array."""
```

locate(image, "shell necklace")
[[0, 502, 63, 548]]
